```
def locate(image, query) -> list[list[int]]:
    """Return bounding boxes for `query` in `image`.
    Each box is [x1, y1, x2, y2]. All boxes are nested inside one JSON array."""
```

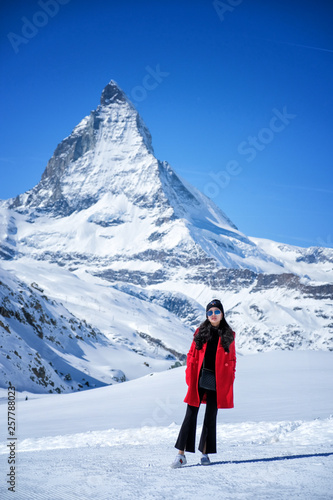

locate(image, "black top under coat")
[[203, 327, 219, 372]]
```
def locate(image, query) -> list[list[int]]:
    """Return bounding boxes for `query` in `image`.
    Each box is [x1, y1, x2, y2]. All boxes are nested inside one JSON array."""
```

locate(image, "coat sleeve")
[[185, 330, 198, 386]]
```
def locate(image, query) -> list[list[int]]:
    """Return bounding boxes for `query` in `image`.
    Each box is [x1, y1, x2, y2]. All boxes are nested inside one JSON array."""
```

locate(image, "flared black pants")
[[174, 387, 218, 454]]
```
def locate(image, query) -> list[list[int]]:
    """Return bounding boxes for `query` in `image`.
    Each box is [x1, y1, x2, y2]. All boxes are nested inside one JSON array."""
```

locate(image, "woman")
[[171, 299, 236, 468]]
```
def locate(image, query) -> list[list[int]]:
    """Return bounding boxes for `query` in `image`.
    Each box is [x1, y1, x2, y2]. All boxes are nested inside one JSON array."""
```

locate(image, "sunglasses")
[[207, 310, 222, 316]]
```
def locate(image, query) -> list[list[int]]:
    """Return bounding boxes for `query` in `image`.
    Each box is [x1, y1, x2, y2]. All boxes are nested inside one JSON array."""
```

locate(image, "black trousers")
[[174, 387, 218, 454]]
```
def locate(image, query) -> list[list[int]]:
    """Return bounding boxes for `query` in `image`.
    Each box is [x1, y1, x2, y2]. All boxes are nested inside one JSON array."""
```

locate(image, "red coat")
[[184, 329, 236, 409]]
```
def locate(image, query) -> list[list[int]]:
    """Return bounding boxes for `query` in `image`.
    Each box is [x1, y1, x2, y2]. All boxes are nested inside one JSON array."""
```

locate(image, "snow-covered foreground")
[[1, 351, 333, 499]]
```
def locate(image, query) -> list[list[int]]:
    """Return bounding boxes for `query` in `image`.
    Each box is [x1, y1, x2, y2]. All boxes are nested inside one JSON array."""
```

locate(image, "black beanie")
[[206, 299, 224, 315]]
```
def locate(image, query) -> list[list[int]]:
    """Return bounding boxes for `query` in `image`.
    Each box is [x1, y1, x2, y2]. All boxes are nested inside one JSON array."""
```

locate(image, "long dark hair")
[[194, 315, 234, 352]]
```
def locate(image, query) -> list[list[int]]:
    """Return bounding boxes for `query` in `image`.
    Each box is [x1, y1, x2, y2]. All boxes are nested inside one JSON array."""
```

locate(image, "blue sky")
[[1, 0, 332, 248]]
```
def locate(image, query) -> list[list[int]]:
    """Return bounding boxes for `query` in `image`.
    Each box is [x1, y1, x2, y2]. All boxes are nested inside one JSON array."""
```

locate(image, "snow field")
[[0, 350, 333, 499], [0, 426, 332, 500]]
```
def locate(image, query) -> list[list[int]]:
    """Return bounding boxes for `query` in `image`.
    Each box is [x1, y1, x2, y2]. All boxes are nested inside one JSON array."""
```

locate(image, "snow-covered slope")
[[0, 350, 332, 499], [0, 263, 197, 393], [250, 236, 333, 283], [0, 266, 112, 394]]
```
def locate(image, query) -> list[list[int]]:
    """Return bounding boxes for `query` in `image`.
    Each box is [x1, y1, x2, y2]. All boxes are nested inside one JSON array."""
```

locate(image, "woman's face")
[[207, 307, 223, 327]]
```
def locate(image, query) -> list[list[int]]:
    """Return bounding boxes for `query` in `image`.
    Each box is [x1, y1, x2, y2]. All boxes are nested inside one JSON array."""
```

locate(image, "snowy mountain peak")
[[7, 80, 155, 216], [100, 80, 128, 106]]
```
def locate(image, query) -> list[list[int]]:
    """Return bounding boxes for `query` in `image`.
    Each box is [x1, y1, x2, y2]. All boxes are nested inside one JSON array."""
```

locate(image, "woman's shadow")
[[184, 451, 333, 467]]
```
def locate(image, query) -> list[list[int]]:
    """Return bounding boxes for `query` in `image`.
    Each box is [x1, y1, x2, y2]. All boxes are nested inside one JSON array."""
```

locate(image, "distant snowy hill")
[[0, 80, 332, 393], [0, 266, 110, 393], [0, 264, 196, 393]]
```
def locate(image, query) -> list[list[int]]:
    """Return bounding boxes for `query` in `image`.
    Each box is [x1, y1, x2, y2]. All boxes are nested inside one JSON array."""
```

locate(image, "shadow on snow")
[[184, 452, 333, 468]]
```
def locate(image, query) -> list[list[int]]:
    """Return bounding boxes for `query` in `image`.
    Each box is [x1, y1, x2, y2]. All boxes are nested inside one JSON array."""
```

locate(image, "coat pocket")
[[185, 359, 197, 386]]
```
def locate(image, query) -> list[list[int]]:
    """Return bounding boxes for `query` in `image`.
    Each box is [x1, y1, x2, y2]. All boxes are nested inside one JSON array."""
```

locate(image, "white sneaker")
[[200, 454, 211, 465], [170, 454, 187, 468]]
